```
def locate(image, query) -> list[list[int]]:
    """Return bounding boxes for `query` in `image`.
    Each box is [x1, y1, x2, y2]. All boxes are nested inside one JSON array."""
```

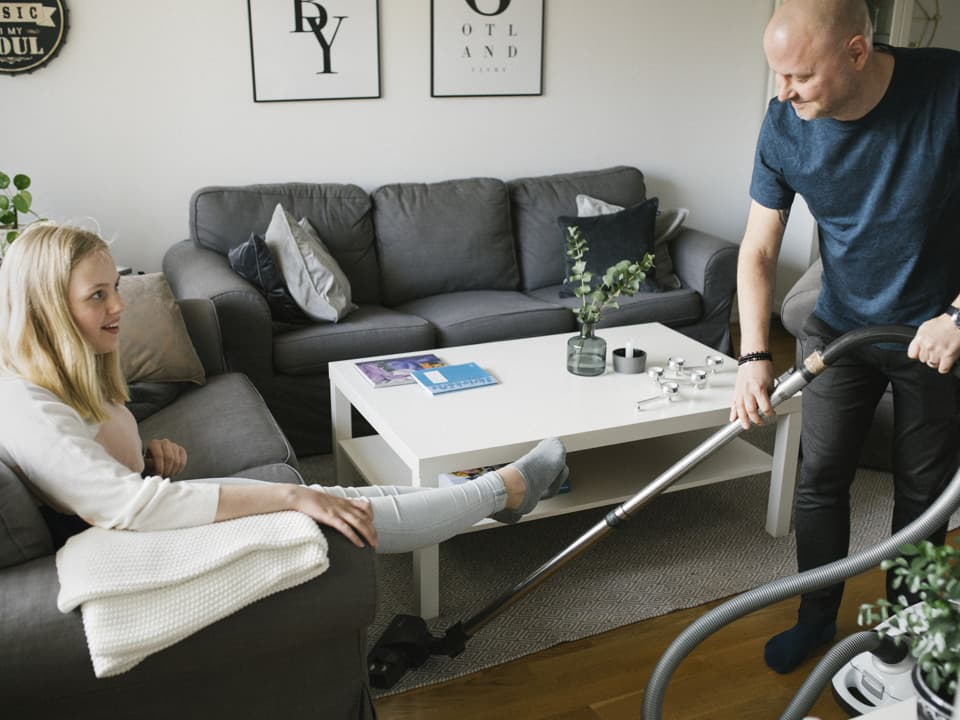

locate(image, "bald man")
[[730, 0, 960, 673]]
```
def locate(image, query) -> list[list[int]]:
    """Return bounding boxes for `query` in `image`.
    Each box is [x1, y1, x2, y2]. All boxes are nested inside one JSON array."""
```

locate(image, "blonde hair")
[[0, 222, 128, 422]]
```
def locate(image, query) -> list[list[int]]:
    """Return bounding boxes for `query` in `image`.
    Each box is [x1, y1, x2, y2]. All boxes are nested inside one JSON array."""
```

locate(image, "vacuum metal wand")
[[460, 350, 814, 640], [369, 325, 929, 691]]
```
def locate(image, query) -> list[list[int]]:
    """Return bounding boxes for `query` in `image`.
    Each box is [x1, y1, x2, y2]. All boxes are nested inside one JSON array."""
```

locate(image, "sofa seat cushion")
[[509, 166, 648, 292], [273, 305, 435, 375], [526, 285, 702, 330], [137, 373, 296, 480], [373, 177, 519, 306], [397, 290, 574, 347]]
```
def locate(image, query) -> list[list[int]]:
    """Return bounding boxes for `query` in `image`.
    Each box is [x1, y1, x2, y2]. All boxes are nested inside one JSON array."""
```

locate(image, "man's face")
[[764, 31, 854, 121]]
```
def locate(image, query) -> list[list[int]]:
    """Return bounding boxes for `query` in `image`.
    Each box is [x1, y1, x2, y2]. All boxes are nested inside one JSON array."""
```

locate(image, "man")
[[730, 0, 960, 674]]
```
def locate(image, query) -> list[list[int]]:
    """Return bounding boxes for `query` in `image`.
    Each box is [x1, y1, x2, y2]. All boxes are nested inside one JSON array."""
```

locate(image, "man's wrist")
[[945, 305, 960, 330], [737, 350, 773, 366]]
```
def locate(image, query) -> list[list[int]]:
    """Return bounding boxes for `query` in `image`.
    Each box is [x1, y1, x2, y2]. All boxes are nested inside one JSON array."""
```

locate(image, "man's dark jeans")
[[796, 313, 960, 624]]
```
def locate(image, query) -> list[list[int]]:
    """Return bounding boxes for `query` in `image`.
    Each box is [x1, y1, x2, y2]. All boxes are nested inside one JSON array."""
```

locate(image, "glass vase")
[[567, 323, 607, 376]]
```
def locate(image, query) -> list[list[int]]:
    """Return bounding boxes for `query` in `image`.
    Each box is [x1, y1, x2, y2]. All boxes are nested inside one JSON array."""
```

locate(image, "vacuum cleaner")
[[829, 607, 916, 714], [368, 324, 960, 717]]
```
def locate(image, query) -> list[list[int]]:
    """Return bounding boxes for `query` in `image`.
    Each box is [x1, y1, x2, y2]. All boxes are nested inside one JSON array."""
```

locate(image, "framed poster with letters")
[[247, 0, 381, 102], [431, 0, 544, 98]]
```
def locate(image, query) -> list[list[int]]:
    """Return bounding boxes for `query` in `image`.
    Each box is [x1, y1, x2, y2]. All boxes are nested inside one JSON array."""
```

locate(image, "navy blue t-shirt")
[[751, 46, 960, 332]]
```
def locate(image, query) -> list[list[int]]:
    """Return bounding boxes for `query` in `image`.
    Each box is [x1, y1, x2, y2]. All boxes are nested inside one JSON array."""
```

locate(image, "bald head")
[[761, 0, 888, 121], [766, 0, 873, 54]]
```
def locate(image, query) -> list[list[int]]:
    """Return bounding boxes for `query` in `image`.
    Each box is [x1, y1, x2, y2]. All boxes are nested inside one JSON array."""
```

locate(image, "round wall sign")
[[0, 0, 69, 75]]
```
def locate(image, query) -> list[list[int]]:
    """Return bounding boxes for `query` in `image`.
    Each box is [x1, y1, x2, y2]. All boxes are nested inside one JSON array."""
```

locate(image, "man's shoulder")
[[890, 45, 960, 76]]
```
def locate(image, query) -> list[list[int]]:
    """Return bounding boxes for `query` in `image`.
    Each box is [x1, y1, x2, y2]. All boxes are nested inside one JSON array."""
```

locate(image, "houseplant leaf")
[[12, 191, 31, 214]]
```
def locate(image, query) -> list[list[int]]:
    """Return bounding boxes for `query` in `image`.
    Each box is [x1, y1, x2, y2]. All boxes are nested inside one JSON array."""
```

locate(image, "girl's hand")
[[143, 439, 188, 478], [294, 487, 377, 549]]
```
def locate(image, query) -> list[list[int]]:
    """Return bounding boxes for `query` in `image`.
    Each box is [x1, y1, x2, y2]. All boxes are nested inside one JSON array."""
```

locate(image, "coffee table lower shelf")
[[338, 428, 786, 617], [337, 428, 775, 532]]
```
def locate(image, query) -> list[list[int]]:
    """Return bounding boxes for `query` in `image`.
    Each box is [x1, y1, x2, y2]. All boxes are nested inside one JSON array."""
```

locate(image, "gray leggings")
[[315, 475, 507, 553], [210, 473, 507, 554]]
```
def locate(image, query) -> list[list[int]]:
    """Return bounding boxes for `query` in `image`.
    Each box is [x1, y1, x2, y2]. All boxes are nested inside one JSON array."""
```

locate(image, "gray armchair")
[[0, 298, 377, 719], [780, 259, 895, 470]]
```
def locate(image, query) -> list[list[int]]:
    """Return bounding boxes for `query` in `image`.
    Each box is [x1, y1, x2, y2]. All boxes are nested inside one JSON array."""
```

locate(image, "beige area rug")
[[298, 427, 959, 697]]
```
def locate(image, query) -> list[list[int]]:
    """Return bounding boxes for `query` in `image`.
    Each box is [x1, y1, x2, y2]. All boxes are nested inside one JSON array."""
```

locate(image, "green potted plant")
[[858, 539, 960, 719], [564, 225, 655, 376], [0, 171, 41, 255]]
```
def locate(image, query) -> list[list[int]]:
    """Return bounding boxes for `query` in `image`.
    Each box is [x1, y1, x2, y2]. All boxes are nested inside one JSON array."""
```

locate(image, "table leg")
[[766, 409, 802, 537], [412, 545, 440, 619], [409, 458, 446, 619], [331, 384, 359, 487]]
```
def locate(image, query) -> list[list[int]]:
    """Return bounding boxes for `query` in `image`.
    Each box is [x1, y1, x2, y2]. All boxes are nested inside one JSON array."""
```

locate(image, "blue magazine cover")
[[410, 362, 497, 395]]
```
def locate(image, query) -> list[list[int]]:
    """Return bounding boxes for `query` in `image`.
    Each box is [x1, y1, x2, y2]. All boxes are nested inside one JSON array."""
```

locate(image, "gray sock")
[[492, 438, 567, 523]]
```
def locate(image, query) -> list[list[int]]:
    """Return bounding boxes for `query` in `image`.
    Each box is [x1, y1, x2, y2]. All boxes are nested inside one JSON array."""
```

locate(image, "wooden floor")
[[375, 321, 888, 720]]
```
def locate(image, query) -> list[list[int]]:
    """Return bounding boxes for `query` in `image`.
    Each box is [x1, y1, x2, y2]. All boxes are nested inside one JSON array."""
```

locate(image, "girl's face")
[[67, 250, 124, 355]]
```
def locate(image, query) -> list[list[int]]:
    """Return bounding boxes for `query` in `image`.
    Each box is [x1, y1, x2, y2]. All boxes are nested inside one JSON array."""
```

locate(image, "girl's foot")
[[492, 438, 568, 524]]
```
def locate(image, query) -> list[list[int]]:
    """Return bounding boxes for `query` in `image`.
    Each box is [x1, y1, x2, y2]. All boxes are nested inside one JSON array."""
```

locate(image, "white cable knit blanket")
[[55, 511, 328, 678]]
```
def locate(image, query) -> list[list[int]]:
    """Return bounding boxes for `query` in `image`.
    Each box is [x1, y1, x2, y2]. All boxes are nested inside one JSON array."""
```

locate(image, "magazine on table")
[[439, 463, 571, 494], [354, 353, 445, 388], [410, 362, 497, 395]]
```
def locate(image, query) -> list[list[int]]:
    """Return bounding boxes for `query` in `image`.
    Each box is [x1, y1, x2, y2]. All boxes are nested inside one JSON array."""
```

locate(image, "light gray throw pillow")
[[264, 204, 357, 323], [576, 194, 686, 290]]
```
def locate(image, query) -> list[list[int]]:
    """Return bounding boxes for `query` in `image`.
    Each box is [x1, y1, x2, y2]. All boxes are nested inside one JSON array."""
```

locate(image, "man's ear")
[[846, 34, 870, 70]]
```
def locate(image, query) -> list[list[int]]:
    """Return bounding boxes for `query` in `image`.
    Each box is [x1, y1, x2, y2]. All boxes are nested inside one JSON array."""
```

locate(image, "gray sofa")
[[780, 259, 894, 470], [0, 298, 377, 719], [164, 166, 739, 455]]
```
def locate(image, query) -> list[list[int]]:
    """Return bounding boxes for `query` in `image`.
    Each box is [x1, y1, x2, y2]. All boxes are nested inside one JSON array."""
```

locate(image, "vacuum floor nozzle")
[[367, 615, 469, 689]]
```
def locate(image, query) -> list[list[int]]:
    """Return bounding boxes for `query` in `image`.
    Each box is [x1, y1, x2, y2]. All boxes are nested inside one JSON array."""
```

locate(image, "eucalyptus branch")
[[564, 225, 655, 326]]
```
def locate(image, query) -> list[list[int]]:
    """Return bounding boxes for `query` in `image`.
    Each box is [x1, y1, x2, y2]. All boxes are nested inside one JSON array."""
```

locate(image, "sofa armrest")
[[177, 298, 226, 377], [163, 240, 274, 391], [670, 227, 739, 327]]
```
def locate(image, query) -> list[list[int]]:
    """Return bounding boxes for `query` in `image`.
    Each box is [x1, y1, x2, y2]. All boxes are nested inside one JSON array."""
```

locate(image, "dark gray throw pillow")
[[228, 233, 311, 324], [558, 197, 659, 298]]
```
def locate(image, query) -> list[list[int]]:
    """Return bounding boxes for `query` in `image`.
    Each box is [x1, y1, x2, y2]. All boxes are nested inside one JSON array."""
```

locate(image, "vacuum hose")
[[642, 325, 960, 720]]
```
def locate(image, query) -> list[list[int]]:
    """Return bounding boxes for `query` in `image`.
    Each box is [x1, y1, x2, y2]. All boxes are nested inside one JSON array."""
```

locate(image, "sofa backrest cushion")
[[508, 166, 648, 291], [0, 463, 52, 569], [373, 178, 519, 306], [190, 183, 382, 304]]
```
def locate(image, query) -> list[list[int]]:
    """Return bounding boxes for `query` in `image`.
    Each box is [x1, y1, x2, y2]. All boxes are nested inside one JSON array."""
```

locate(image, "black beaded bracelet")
[[737, 351, 773, 366]]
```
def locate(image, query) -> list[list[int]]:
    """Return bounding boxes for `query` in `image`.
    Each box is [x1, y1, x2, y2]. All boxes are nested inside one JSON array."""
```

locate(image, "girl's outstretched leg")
[[314, 438, 568, 551]]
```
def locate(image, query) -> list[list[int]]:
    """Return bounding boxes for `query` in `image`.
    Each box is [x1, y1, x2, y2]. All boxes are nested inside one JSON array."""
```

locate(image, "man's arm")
[[730, 200, 788, 429]]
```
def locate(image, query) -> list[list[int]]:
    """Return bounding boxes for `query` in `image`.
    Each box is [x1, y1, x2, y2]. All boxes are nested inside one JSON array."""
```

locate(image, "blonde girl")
[[0, 223, 567, 551]]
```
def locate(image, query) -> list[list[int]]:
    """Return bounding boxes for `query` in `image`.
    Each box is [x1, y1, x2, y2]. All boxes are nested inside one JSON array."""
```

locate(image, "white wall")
[[3, 0, 776, 278], [912, 0, 960, 49]]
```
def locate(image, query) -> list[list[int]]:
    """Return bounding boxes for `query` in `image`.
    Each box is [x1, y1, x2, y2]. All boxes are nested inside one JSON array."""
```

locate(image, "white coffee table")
[[329, 323, 802, 618]]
